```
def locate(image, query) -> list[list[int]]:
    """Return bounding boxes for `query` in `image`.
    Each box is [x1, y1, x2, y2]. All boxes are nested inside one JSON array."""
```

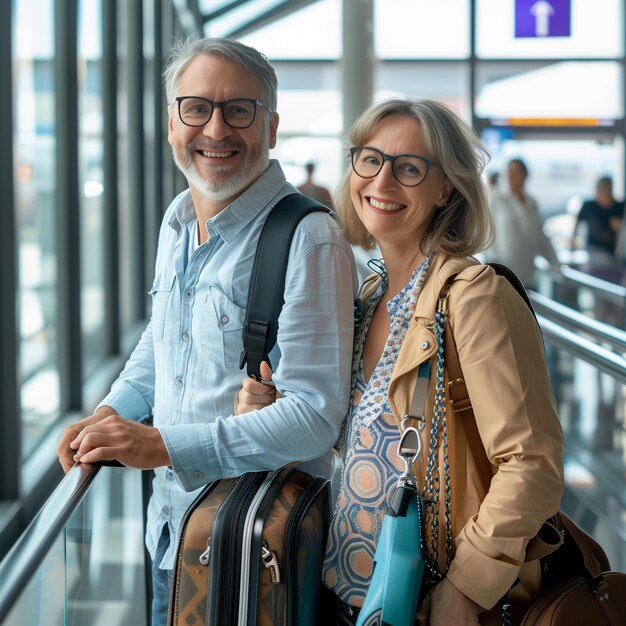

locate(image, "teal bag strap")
[[356, 367, 430, 626]]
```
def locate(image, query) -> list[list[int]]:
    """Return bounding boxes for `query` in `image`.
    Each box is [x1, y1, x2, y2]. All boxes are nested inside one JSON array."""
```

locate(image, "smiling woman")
[[347, 115, 451, 257], [238, 97, 565, 626], [337, 99, 492, 257]]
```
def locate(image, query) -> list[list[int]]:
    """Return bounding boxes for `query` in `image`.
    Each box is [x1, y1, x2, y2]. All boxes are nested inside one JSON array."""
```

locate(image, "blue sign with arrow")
[[515, 0, 571, 38]]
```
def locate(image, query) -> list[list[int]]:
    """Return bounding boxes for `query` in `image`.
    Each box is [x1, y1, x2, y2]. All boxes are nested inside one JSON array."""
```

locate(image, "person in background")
[[485, 158, 559, 289], [486, 170, 499, 197], [298, 161, 334, 208], [56, 36, 356, 626], [238, 98, 564, 626], [574, 176, 624, 283]]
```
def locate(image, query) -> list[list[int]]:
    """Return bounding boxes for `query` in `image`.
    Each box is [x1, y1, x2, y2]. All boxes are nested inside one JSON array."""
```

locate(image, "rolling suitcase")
[[169, 467, 330, 625], [168, 194, 333, 626]]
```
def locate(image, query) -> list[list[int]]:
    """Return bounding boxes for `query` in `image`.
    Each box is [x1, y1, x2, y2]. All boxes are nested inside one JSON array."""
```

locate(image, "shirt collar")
[[167, 160, 287, 242]]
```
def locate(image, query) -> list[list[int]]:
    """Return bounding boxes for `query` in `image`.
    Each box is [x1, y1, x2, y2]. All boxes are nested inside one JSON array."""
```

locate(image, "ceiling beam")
[[202, 0, 255, 23], [225, 0, 320, 39]]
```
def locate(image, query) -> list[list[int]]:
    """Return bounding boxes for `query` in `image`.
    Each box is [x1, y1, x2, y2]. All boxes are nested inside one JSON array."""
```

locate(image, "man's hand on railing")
[[57, 406, 171, 471], [57, 406, 118, 473]]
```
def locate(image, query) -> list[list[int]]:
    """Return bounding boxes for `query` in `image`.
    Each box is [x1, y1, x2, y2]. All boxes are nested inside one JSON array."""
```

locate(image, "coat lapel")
[[388, 254, 480, 422]]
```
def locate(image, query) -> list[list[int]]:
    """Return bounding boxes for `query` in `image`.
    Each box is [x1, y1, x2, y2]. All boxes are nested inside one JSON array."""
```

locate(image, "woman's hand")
[[416, 578, 481, 626], [235, 361, 281, 414]]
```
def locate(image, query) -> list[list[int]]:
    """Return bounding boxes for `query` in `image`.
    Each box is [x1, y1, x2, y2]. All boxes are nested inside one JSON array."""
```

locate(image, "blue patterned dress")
[[322, 254, 432, 606]]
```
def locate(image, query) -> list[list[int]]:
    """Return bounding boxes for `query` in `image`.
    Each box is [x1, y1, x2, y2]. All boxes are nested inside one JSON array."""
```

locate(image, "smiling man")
[[56, 37, 357, 626]]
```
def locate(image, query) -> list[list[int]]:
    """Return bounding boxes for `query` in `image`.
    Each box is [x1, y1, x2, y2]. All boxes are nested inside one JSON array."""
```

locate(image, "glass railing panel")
[[547, 341, 626, 571], [0, 466, 148, 626], [1, 533, 66, 625], [64, 466, 148, 625]]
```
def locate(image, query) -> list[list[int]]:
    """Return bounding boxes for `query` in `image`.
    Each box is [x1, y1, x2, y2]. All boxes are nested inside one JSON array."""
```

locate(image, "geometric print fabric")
[[323, 255, 432, 606]]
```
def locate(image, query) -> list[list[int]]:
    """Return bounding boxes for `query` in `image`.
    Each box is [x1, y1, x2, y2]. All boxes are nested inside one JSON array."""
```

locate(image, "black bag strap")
[[239, 193, 330, 379], [485, 262, 537, 321]]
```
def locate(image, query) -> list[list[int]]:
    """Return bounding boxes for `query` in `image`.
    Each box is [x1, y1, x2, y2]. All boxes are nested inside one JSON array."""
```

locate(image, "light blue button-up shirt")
[[99, 161, 357, 568]]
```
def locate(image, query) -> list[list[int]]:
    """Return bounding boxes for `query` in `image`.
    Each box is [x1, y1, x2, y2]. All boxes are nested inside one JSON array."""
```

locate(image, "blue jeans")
[[151, 525, 173, 626]]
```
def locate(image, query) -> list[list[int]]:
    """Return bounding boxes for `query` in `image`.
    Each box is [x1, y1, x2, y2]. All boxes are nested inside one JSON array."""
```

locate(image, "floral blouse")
[[323, 254, 432, 605]]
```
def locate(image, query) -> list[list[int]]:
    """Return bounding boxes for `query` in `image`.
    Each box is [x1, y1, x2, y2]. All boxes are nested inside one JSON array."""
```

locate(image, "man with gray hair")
[[56, 37, 356, 625]]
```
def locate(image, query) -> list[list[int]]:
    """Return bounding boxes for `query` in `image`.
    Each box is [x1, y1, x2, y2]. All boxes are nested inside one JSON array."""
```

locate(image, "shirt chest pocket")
[[149, 271, 176, 341], [203, 286, 246, 367]]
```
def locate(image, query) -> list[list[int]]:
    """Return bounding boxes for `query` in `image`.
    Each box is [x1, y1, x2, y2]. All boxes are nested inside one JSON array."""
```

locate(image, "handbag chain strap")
[[422, 291, 454, 582]]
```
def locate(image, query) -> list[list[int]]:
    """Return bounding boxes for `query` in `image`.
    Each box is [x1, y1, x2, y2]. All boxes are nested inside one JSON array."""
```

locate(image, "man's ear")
[[167, 107, 176, 146], [269, 112, 279, 149]]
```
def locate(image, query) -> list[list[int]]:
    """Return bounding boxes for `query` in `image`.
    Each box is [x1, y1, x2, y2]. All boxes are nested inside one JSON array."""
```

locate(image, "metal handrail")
[[0, 463, 101, 622], [537, 314, 626, 384], [530, 291, 626, 351], [537, 264, 626, 306]]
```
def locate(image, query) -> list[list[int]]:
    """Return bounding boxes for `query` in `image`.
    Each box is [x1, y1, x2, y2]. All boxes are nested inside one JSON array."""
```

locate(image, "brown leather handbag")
[[520, 513, 626, 625]]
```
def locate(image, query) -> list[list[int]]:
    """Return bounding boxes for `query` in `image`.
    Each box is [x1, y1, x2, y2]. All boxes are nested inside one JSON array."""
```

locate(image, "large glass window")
[[78, 0, 106, 377], [476, 0, 624, 59], [273, 63, 342, 191], [375, 62, 471, 120], [238, 0, 341, 59], [375, 0, 470, 59], [14, 0, 60, 460], [475, 61, 624, 124]]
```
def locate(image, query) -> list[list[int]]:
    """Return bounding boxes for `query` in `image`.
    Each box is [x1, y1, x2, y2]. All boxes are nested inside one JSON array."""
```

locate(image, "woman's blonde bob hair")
[[336, 98, 494, 256]]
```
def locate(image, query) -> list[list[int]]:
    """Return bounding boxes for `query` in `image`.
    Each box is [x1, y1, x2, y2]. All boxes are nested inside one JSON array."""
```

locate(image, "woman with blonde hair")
[[239, 98, 564, 625]]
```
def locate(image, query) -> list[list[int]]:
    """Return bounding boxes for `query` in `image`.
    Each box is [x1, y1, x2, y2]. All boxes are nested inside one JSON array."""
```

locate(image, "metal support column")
[[55, 0, 83, 410], [103, 0, 121, 354], [128, 0, 147, 316], [0, 0, 20, 501], [341, 0, 374, 142]]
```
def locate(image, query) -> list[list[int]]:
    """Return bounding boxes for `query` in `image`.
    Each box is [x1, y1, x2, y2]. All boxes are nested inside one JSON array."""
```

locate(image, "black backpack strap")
[[487, 262, 537, 321], [239, 193, 331, 379]]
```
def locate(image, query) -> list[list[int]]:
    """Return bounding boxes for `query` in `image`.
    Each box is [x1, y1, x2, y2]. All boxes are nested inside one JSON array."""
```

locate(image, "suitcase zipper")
[[207, 472, 268, 626], [199, 537, 211, 565], [244, 467, 297, 626], [237, 471, 279, 625], [260, 540, 281, 583]]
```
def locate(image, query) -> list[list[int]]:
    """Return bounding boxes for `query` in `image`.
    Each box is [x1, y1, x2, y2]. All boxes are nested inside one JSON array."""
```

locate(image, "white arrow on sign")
[[530, 0, 555, 37]]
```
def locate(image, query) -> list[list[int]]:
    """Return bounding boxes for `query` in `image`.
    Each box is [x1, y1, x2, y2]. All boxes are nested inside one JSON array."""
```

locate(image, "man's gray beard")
[[173, 151, 269, 201], [172, 128, 271, 202]]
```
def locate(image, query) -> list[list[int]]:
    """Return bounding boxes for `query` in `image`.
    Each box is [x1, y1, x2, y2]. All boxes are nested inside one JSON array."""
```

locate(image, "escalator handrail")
[[537, 314, 626, 384], [0, 463, 101, 622], [530, 290, 626, 352], [537, 263, 626, 306]]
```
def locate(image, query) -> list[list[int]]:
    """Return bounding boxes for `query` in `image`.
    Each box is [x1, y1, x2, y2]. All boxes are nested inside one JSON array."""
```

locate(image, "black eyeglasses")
[[350, 146, 438, 187], [173, 96, 269, 129]]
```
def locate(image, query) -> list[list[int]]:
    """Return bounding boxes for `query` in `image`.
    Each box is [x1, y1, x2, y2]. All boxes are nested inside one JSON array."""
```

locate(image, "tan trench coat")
[[365, 253, 564, 624]]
